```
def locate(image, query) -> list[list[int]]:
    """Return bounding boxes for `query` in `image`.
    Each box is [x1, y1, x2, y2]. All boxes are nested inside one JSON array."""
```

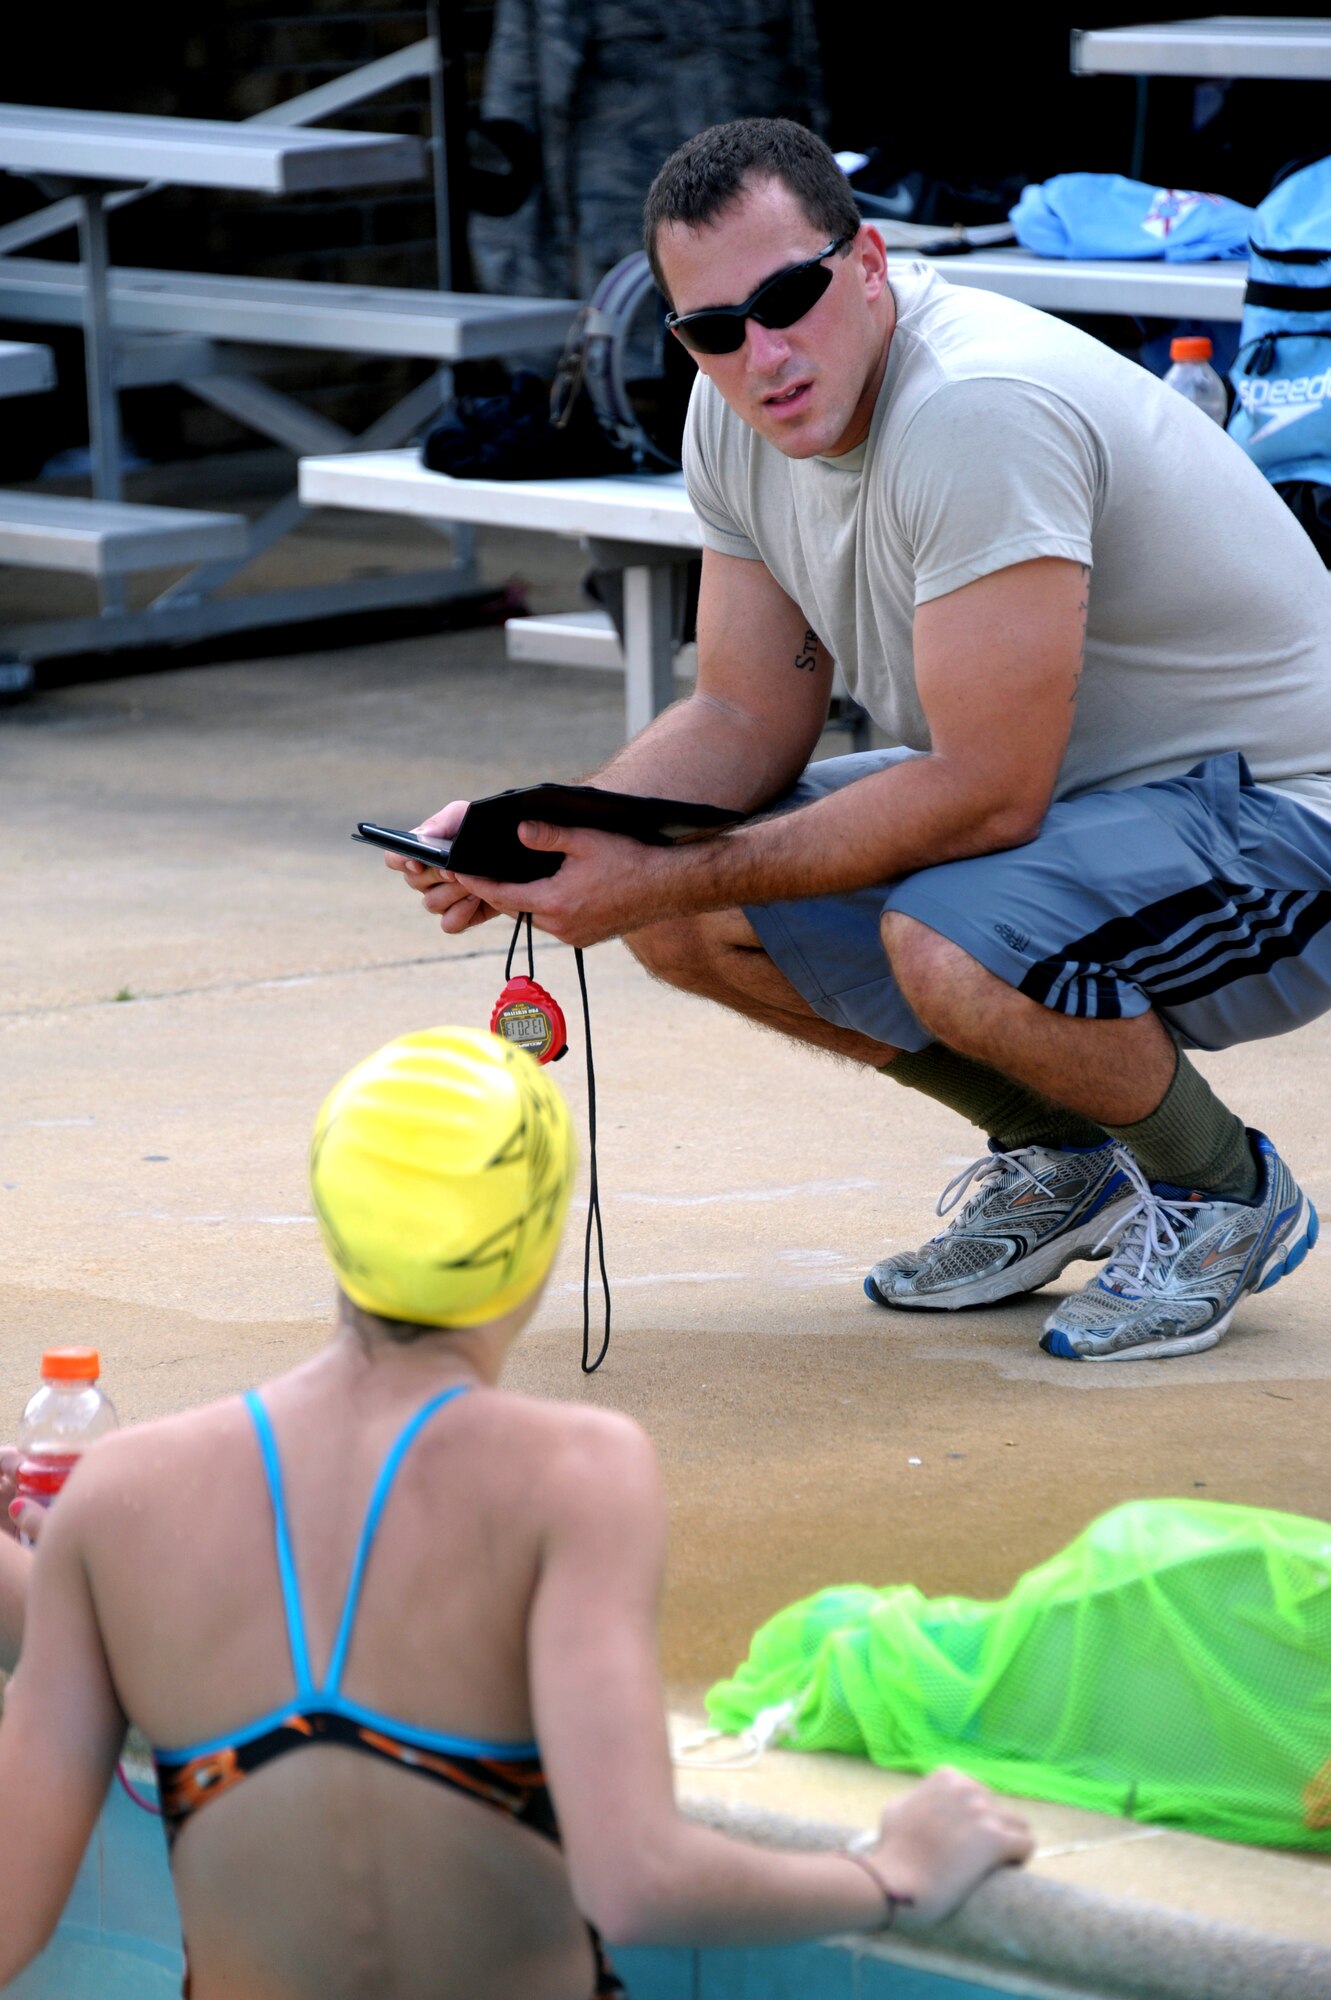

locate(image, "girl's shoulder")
[[474, 1385, 654, 1451], [62, 1395, 253, 1496]]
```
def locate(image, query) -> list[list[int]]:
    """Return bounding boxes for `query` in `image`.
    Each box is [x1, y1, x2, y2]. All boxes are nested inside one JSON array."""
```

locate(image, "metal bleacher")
[[0, 47, 580, 673], [0, 261, 583, 368], [0, 492, 246, 577], [0, 336, 248, 695]]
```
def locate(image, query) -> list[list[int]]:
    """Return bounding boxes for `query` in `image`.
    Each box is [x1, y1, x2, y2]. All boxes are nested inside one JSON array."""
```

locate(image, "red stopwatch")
[[490, 975, 568, 1064]]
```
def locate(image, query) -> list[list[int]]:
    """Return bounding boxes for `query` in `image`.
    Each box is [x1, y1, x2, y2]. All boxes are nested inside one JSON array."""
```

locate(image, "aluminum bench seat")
[[1071, 16, 1331, 81], [0, 260, 580, 362], [904, 247, 1248, 322], [0, 103, 422, 193], [0, 493, 247, 576], [0, 340, 55, 397], [507, 608, 699, 683], [506, 608, 628, 672]]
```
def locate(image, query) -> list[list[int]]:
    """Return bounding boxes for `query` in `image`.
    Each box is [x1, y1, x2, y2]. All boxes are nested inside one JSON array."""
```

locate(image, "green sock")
[[1100, 1050, 1258, 1200], [885, 1044, 1108, 1152]]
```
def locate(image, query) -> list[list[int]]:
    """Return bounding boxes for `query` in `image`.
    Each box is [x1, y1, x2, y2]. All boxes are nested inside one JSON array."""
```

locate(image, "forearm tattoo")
[[1070, 564, 1090, 705], [794, 627, 820, 672]]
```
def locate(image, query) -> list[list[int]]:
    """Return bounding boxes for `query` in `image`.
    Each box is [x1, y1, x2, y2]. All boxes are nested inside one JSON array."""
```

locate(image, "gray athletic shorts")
[[744, 749, 1331, 1054]]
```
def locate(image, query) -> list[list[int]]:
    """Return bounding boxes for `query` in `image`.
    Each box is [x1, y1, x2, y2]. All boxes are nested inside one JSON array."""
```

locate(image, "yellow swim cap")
[[309, 1027, 575, 1328]]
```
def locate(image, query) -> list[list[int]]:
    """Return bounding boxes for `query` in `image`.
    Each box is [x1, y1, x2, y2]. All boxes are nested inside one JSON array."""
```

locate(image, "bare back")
[[0, 1319, 1033, 1993], [73, 1352, 613, 2000]]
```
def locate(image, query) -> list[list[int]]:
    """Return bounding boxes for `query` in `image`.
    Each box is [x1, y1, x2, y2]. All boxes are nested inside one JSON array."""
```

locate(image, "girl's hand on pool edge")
[[867, 1767, 1034, 1928]]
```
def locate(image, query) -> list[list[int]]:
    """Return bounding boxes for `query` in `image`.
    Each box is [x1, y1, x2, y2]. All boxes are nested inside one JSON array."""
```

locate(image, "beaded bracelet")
[[840, 1849, 915, 1931]]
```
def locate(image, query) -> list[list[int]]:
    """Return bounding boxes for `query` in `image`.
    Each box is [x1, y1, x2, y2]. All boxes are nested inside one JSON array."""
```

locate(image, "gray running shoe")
[[865, 1140, 1134, 1312], [1041, 1132, 1318, 1361]]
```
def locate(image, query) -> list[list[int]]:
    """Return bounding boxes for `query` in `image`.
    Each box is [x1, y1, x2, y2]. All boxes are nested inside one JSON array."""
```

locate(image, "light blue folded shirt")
[[1011, 173, 1253, 262]]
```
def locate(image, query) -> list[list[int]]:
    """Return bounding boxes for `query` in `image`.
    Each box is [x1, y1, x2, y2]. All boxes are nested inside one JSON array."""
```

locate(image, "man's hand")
[[386, 799, 502, 934], [425, 820, 674, 949]]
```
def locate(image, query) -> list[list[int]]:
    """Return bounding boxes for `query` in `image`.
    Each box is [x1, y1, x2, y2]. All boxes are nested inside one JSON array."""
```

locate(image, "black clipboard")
[[441, 783, 747, 883]]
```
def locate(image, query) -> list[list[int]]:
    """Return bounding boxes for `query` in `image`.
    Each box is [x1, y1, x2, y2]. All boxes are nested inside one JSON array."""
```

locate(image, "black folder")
[[445, 782, 747, 883]]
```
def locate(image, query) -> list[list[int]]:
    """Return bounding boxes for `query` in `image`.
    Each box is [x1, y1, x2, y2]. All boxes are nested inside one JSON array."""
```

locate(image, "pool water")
[[5, 1778, 1036, 2000], [6, 1775, 182, 1999], [617, 1943, 1045, 1999]]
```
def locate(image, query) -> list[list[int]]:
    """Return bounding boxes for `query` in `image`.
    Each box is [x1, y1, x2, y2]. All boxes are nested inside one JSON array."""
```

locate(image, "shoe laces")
[[936, 1146, 1059, 1222], [1093, 1149, 1205, 1297]]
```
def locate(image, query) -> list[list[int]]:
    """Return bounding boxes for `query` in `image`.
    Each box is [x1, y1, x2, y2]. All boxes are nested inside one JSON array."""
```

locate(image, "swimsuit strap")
[[320, 1383, 471, 1696], [244, 1388, 316, 1697], [244, 1382, 472, 1702]]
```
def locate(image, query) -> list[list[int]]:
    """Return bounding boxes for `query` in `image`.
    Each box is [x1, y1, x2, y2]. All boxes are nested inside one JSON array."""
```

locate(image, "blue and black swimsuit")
[[152, 1385, 624, 1998]]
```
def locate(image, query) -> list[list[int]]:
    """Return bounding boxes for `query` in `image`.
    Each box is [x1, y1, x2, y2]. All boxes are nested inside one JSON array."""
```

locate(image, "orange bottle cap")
[[1170, 335, 1213, 362], [40, 1347, 100, 1381]]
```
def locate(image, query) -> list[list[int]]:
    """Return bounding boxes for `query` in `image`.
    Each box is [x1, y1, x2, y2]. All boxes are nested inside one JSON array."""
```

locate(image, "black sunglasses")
[[665, 234, 854, 356]]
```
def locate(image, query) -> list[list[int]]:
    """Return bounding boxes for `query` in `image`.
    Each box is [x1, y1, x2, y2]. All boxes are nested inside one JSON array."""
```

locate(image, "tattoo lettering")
[[794, 627, 820, 672]]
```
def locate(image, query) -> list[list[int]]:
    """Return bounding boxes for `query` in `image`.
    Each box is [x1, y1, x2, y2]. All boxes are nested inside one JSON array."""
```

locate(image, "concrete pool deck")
[[2, 501, 1329, 1993]]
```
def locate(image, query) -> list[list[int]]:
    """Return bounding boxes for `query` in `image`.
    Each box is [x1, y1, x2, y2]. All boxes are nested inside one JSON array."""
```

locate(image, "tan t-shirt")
[[683, 261, 1331, 817]]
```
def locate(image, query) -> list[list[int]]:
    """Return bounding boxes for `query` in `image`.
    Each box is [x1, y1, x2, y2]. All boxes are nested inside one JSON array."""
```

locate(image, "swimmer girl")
[[0, 1028, 1030, 1998]]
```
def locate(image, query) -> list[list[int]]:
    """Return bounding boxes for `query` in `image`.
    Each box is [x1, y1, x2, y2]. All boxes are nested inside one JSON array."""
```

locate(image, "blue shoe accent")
[[864, 1275, 880, 1304], [1040, 1327, 1083, 1360], [1081, 1169, 1131, 1223], [1255, 1201, 1318, 1292]]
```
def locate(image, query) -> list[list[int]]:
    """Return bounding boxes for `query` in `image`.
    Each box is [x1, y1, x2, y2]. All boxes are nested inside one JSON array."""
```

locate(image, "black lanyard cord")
[[502, 914, 611, 1372], [505, 911, 536, 981], [576, 943, 611, 1373]]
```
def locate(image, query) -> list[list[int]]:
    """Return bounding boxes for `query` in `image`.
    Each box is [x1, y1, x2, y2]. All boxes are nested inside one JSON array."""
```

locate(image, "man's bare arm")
[[450, 556, 1087, 946], [587, 546, 835, 809], [402, 546, 833, 933]]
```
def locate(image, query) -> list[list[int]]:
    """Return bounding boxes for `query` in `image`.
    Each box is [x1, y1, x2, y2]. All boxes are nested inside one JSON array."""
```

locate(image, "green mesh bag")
[[705, 1500, 1331, 1848]]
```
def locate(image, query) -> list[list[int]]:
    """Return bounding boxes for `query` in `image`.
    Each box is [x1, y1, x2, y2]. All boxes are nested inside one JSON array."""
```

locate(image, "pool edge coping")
[[680, 1789, 1331, 2000]]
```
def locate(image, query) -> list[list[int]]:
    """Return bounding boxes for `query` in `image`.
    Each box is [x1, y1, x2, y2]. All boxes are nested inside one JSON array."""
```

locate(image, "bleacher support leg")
[[76, 189, 126, 614], [621, 563, 676, 739]]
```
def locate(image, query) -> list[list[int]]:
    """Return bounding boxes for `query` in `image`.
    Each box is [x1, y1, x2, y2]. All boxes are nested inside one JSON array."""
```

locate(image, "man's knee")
[[626, 909, 762, 996], [624, 915, 703, 988], [881, 910, 956, 998], [880, 911, 996, 1036]]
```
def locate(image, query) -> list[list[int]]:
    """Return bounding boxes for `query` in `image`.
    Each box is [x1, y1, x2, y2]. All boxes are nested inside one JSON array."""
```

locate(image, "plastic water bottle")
[[1164, 336, 1228, 425], [16, 1348, 118, 1545]]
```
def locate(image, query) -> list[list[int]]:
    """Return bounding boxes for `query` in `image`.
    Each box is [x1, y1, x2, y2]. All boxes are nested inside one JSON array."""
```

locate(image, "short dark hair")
[[339, 1288, 447, 1347], [643, 118, 861, 302]]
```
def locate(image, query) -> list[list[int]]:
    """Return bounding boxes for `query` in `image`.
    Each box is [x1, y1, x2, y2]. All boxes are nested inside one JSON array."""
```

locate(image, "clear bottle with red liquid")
[[1164, 334, 1229, 426], [16, 1348, 118, 1544]]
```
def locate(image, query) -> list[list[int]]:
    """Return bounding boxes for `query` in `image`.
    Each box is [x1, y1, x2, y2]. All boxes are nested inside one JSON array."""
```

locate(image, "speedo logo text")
[[1236, 367, 1331, 445]]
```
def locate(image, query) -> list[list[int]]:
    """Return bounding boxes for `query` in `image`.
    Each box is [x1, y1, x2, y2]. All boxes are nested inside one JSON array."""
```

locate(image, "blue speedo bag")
[[1229, 158, 1331, 500]]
